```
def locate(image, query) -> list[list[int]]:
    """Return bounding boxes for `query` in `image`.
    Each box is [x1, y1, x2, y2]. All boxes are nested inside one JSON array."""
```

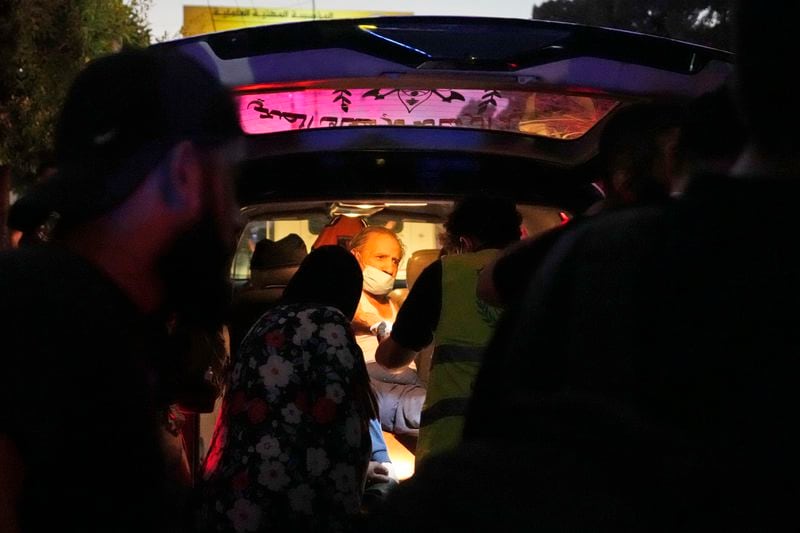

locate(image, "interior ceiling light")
[[330, 201, 429, 218], [330, 202, 385, 218]]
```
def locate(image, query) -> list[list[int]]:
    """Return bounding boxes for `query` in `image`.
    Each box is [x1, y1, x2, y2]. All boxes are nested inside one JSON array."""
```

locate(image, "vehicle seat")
[[387, 247, 441, 309], [229, 234, 307, 353], [405, 248, 440, 384], [406, 249, 440, 290]]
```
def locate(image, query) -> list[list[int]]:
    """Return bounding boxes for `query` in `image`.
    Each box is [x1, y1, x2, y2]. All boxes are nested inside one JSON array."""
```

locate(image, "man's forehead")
[[365, 232, 401, 253]]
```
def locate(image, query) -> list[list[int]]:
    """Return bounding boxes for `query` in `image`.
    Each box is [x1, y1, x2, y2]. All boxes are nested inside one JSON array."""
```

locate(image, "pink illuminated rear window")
[[236, 87, 618, 140]]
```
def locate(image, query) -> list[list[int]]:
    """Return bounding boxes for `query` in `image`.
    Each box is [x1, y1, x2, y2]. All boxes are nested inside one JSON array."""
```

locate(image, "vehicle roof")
[[158, 16, 732, 91]]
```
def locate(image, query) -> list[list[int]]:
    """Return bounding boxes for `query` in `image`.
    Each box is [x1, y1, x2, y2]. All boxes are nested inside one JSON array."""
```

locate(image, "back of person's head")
[[15, 46, 240, 236], [734, 0, 799, 155], [675, 85, 746, 179], [348, 225, 404, 258], [444, 195, 521, 251], [598, 102, 683, 206], [282, 245, 364, 320]]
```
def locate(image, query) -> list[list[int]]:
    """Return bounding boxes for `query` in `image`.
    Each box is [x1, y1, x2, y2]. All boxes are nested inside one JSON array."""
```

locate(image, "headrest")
[[251, 233, 307, 270], [406, 249, 441, 290], [249, 234, 307, 289], [250, 266, 299, 288]]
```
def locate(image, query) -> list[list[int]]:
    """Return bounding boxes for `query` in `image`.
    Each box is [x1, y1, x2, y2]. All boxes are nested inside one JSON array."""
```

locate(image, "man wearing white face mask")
[[350, 226, 426, 436]]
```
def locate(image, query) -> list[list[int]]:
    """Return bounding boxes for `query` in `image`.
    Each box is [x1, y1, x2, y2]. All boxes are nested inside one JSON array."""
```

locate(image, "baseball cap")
[[14, 46, 241, 231]]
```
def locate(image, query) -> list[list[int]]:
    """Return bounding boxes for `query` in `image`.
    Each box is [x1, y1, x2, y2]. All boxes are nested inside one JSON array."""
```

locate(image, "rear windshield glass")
[[236, 87, 618, 140]]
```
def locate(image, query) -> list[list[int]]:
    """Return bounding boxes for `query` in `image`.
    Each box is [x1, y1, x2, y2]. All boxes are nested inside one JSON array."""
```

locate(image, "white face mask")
[[362, 265, 395, 296]]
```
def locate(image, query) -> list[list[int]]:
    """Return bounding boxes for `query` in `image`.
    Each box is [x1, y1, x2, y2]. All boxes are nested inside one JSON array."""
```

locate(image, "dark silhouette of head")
[[598, 101, 683, 206], [16, 47, 242, 329], [25, 47, 240, 234], [675, 85, 746, 179], [282, 245, 364, 320], [443, 195, 521, 252]]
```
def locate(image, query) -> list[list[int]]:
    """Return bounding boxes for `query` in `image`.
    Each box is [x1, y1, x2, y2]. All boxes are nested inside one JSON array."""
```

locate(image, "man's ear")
[[611, 169, 632, 199], [160, 140, 204, 218]]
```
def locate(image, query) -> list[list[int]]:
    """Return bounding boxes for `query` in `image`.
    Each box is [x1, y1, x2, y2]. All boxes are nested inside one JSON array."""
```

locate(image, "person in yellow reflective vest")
[[376, 195, 521, 467]]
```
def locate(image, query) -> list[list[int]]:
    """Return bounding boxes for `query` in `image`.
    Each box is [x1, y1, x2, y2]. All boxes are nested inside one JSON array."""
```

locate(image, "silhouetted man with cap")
[[0, 47, 242, 532]]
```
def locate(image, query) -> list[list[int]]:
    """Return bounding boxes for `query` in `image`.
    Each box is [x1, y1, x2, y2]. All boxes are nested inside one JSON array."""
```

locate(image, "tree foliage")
[[533, 0, 735, 51], [0, 0, 151, 191]]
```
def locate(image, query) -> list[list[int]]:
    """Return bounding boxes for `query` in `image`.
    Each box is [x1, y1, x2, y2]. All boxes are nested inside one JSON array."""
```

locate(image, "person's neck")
[[62, 224, 163, 315], [364, 290, 390, 305], [731, 144, 800, 179]]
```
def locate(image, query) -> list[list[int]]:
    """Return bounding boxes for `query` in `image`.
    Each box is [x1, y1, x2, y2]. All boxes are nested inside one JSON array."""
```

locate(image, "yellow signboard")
[[183, 5, 414, 36]]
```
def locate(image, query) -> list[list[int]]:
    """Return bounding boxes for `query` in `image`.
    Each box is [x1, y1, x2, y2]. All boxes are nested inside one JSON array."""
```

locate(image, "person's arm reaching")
[[376, 260, 442, 370], [352, 297, 383, 336], [376, 336, 419, 370]]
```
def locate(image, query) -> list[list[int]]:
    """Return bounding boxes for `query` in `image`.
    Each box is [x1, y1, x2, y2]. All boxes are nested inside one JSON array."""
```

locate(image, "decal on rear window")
[[236, 88, 618, 140]]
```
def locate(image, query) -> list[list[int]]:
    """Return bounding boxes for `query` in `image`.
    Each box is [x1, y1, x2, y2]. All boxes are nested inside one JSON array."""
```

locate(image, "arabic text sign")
[[235, 88, 618, 140], [183, 6, 413, 36]]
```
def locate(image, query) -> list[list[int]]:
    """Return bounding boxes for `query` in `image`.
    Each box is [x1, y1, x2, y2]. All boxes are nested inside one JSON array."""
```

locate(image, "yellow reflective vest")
[[415, 249, 502, 466]]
